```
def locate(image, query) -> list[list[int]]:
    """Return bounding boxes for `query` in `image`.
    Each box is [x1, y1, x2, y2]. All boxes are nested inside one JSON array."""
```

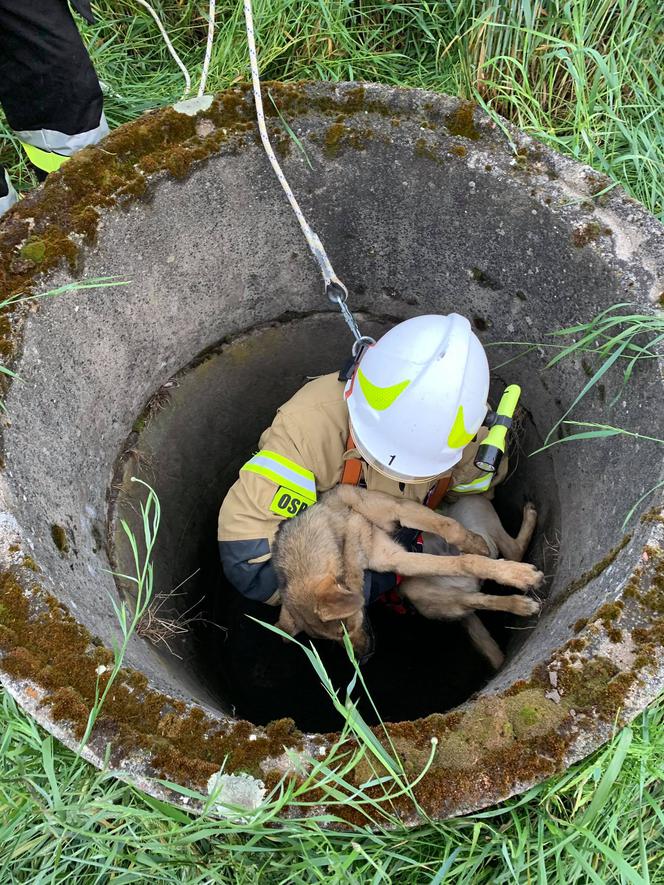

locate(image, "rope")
[[135, 0, 192, 98], [198, 0, 217, 97], [242, 0, 353, 309]]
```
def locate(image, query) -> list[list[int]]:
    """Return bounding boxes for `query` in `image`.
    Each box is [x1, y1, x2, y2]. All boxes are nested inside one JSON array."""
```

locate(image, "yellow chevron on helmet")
[[447, 405, 475, 449], [356, 368, 411, 411], [345, 314, 489, 483]]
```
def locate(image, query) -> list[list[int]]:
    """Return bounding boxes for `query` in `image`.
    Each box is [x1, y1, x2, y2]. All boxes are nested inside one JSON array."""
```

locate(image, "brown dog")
[[272, 485, 543, 659], [399, 495, 539, 670]]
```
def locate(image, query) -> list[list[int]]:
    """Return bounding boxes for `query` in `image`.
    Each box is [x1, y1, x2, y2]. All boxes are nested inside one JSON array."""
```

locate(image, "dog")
[[272, 484, 542, 661], [399, 495, 539, 670]]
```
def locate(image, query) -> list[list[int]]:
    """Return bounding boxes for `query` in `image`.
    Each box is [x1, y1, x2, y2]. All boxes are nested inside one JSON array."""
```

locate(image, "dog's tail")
[[464, 614, 504, 670]]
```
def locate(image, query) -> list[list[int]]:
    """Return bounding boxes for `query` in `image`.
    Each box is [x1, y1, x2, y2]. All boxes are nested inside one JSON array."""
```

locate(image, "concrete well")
[[0, 82, 662, 825]]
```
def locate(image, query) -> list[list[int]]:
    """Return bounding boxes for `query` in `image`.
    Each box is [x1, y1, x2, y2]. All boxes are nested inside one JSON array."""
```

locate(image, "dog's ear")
[[276, 604, 299, 638], [314, 575, 362, 622]]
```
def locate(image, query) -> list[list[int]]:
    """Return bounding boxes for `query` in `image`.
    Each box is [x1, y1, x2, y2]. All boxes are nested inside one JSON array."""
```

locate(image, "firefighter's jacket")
[[218, 373, 507, 605]]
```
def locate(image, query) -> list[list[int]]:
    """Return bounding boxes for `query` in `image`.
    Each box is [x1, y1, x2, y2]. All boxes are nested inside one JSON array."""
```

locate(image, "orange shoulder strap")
[[426, 475, 451, 510], [340, 431, 451, 506], [341, 432, 363, 486]]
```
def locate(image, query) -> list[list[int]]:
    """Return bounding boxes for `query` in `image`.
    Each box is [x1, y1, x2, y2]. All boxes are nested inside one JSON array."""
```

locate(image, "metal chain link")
[[243, 0, 374, 353]]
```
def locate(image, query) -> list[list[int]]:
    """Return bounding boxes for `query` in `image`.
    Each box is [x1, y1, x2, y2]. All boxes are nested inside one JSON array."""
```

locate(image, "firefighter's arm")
[[218, 405, 334, 605], [447, 427, 509, 500]]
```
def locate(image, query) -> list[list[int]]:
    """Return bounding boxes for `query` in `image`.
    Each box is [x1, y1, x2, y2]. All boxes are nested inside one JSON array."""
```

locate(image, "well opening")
[[111, 314, 561, 732], [0, 82, 661, 821]]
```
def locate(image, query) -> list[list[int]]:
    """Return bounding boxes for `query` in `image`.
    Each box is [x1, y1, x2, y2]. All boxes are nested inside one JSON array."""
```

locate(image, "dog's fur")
[[400, 496, 539, 669], [272, 485, 543, 660]]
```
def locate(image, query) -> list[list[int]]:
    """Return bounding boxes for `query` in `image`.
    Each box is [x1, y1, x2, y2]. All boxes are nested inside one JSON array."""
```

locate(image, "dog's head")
[[276, 573, 373, 659]]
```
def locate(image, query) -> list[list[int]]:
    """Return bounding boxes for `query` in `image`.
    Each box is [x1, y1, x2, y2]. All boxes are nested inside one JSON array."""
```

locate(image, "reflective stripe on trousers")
[[0, 170, 19, 215], [17, 113, 110, 173], [241, 450, 317, 501]]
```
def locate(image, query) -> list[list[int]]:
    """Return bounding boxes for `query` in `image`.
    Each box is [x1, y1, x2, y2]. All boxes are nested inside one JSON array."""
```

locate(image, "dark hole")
[[112, 315, 559, 733]]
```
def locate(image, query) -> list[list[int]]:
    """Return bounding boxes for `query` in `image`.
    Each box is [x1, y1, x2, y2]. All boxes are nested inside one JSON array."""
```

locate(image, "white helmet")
[[345, 314, 489, 483]]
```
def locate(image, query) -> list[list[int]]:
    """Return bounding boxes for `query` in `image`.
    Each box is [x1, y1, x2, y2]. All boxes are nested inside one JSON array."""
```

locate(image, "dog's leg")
[[392, 499, 491, 555], [400, 576, 539, 617], [401, 575, 540, 617], [492, 501, 538, 562], [369, 532, 543, 591], [398, 579, 504, 668], [330, 485, 489, 555], [462, 591, 540, 616], [439, 496, 536, 562], [464, 614, 505, 669]]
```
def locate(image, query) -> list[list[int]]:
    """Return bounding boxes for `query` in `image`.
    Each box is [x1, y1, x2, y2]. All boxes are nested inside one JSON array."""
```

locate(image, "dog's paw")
[[511, 595, 541, 616], [463, 531, 491, 556], [522, 501, 538, 525], [502, 561, 544, 591]]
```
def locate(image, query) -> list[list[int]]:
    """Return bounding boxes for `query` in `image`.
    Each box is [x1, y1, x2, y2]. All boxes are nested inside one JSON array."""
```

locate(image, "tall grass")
[[79, 478, 160, 748], [1, 677, 662, 881], [0, 1, 662, 217]]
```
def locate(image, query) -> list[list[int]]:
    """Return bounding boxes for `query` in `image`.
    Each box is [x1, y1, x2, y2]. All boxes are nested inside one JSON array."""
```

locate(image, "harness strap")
[[426, 475, 451, 510], [340, 433, 451, 509], [340, 433, 364, 486]]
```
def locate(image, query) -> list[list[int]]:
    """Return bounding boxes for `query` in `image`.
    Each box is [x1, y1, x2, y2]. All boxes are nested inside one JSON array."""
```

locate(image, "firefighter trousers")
[[0, 0, 108, 213]]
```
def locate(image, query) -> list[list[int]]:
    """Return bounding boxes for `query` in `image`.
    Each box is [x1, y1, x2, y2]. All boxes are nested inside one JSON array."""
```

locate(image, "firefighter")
[[0, 0, 109, 216], [218, 313, 508, 607], [217, 313, 517, 724]]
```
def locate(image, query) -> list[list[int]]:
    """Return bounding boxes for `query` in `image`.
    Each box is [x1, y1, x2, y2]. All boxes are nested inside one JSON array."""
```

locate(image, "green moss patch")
[[0, 83, 482, 403], [445, 101, 481, 140], [0, 566, 306, 788], [50, 524, 69, 554]]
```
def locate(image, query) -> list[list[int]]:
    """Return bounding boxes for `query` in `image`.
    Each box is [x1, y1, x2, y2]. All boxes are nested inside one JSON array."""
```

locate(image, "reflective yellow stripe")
[[21, 142, 69, 173], [259, 450, 315, 482], [451, 473, 493, 494], [241, 450, 317, 501], [357, 368, 411, 411], [447, 405, 475, 449]]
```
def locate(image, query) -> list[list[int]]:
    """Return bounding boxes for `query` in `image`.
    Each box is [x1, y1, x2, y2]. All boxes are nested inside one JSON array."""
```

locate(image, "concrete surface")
[[0, 82, 662, 823]]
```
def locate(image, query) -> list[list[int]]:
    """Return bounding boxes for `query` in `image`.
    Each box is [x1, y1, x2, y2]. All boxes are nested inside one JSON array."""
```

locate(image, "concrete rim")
[[0, 81, 662, 826]]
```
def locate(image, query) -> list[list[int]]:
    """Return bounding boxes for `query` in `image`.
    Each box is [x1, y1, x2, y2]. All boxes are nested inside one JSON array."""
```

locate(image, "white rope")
[[198, 0, 216, 97], [242, 0, 348, 301], [135, 0, 191, 98]]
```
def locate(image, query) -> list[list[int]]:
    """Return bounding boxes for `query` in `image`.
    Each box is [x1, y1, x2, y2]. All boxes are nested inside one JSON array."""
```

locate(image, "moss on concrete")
[[445, 101, 481, 140], [552, 534, 631, 611], [0, 566, 307, 787], [3, 531, 660, 824], [572, 222, 612, 247], [0, 82, 457, 402], [50, 524, 69, 554]]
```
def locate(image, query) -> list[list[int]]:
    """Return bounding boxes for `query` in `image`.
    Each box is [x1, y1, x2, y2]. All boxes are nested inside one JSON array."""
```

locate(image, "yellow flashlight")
[[474, 384, 521, 474]]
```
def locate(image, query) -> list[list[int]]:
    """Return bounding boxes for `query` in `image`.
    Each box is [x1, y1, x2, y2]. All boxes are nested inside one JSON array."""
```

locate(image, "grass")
[[1, 681, 662, 881], [0, 0, 663, 880], [0, 0, 662, 218]]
